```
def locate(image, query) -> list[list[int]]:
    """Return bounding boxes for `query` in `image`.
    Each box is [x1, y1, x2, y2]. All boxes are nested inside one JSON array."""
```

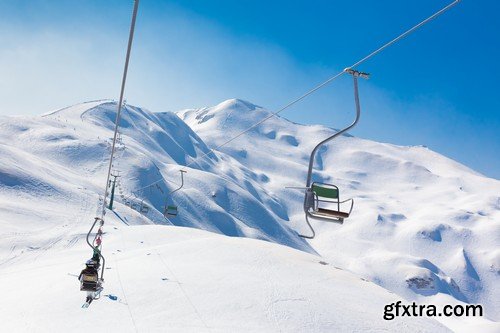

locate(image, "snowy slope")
[[178, 99, 500, 322], [0, 100, 308, 252], [0, 217, 453, 332], [0, 99, 498, 331]]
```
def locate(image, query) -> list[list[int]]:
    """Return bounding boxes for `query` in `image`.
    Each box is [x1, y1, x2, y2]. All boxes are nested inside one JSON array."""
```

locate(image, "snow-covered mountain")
[[179, 99, 500, 318], [0, 99, 498, 332]]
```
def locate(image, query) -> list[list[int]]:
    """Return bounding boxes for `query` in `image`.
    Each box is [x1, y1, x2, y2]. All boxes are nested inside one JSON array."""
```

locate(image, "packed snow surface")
[[0, 99, 498, 332]]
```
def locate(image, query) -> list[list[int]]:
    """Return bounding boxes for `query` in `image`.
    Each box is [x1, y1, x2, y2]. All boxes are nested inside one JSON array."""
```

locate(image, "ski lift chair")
[[80, 270, 100, 292], [306, 182, 354, 221], [82, 218, 106, 293], [165, 205, 178, 217], [163, 170, 186, 218], [295, 68, 369, 239]]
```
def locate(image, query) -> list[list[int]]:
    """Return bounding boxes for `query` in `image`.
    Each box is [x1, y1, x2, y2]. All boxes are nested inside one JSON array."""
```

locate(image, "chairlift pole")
[[169, 170, 187, 196], [86, 218, 106, 280], [305, 68, 369, 187], [108, 172, 120, 210]]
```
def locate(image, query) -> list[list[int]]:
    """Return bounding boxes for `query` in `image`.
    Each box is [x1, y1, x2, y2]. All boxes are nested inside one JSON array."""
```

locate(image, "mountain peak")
[[215, 98, 261, 112], [177, 98, 271, 130]]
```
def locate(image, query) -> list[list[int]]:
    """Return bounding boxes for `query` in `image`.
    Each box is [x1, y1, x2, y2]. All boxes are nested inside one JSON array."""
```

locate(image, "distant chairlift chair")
[[299, 68, 369, 239], [139, 199, 150, 214], [163, 170, 187, 218], [140, 205, 150, 214], [165, 205, 178, 217]]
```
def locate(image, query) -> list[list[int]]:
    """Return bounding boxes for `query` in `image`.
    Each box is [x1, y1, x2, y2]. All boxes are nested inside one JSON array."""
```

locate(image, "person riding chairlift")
[[78, 252, 101, 304]]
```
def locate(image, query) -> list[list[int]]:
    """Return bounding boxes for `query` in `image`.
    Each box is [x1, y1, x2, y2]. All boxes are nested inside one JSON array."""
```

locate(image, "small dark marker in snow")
[[147, 253, 151, 255], [161, 278, 169, 281], [319, 261, 329, 265], [117, 249, 121, 252]]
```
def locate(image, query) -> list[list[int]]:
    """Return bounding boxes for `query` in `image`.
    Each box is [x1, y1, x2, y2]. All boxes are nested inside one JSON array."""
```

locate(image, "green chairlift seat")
[[140, 205, 150, 214], [165, 205, 178, 217], [308, 182, 353, 220]]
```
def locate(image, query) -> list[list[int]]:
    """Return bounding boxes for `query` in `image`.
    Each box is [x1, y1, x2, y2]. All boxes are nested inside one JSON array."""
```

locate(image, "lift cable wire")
[[81, 1, 140, 301], [127, 0, 461, 197], [179, 0, 461, 171], [100, 0, 140, 220]]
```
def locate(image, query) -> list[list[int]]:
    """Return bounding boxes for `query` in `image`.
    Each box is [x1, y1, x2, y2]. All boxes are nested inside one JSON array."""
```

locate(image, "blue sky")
[[0, 0, 498, 179]]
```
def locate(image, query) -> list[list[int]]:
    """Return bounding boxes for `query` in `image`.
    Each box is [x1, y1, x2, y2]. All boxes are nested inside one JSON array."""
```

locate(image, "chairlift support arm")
[[305, 68, 369, 187], [300, 69, 369, 239], [169, 170, 187, 196], [85, 217, 106, 280]]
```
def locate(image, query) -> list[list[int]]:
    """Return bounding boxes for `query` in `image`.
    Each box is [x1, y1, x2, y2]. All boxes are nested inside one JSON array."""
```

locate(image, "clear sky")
[[0, 0, 498, 179]]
